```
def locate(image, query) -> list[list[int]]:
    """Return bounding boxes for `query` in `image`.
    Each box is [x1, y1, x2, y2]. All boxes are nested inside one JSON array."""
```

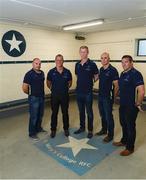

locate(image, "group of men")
[[22, 46, 145, 156]]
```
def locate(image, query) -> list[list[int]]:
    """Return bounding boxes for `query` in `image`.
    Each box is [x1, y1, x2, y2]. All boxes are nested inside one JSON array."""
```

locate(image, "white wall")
[[85, 27, 146, 60], [0, 23, 83, 103], [0, 23, 146, 104], [85, 27, 146, 91]]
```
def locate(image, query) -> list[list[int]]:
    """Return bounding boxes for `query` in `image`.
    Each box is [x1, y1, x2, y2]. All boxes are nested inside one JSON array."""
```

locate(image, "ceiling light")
[[63, 19, 104, 30]]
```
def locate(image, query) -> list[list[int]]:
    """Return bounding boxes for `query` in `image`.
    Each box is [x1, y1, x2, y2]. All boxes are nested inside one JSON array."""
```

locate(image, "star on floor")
[[5, 33, 23, 52], [56, 136, 98, 157]]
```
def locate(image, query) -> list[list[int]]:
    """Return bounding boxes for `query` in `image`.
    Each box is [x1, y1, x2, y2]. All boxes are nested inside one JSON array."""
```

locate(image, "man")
[[47, 54, 72, 138], [96, 52, 119, 143], [22, 58, 46, 141], [113, 55, 145, 156], [74, 46, 99, 138]]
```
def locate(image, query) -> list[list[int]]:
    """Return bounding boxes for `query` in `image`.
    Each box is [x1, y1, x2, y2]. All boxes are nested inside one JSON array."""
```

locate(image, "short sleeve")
[[47, 70, 52, 81], [23, 72, 31, 84], [112, 68, 119, 81], [92, 62, 99, 75], [42, 71, 45, 80], [133, 71, 144, 87], [68, 70, 72, 81], [75, 62, 78, 75]]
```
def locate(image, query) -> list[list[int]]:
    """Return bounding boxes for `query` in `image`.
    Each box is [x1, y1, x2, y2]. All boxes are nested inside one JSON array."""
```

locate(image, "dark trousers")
[[119, 106, 139, 151], [51, 93, 69, 131], [98, 96, 114, 138], [28, 96, 44, 136], [77, 92, 93, 131]]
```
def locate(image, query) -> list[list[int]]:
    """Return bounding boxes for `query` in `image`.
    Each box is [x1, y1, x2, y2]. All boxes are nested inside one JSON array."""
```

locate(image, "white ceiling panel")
[[0, 0, 146, 33]]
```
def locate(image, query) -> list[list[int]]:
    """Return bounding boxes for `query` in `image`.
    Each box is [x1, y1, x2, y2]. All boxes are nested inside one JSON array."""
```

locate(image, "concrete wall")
[[0, 23, 146, 104], [85, 26, 146, 91], [0, 22, 83, 103]]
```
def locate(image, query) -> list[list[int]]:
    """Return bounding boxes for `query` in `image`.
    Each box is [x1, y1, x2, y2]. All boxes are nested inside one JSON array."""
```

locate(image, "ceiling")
[[0, 0, 146, 33]]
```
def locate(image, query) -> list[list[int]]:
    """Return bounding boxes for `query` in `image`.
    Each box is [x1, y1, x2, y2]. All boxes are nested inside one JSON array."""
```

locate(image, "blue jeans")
[[77, 92, 93, 131], [98, 96, 114, 138], [28, 96, 44, 136]]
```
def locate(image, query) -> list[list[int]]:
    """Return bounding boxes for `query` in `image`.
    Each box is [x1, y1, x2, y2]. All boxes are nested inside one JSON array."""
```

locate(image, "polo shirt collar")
[[123, 67, 133, 74], [32, 68, 41, 74], [102, 64, 111, 71], [54, 67, 65, 73], [79, 58, 90, 65]]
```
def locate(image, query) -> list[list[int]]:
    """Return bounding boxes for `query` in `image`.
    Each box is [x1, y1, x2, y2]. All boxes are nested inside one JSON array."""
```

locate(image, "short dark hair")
[[55, 54, 64, 61], [122, 55, 133, 62], [79, 46, 89, 52]]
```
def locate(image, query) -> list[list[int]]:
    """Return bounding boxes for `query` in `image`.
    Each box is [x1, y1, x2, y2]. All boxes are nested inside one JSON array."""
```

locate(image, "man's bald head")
[[101, 52, 110, 59], [32, 58, 41, 71], [33, 58, 41, 63], [101, 52, 110, 66]]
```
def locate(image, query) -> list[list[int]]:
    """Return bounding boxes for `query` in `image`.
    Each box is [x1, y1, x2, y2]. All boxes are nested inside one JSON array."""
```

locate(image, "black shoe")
[[74, 128, 85, 134], [50, 131, 56, 138], [96, 129, 107, 136], [29, 135, 39, 141], [87, 132, 93, 139], [64, 130, 69, 137], [103, 136, 113, 143]]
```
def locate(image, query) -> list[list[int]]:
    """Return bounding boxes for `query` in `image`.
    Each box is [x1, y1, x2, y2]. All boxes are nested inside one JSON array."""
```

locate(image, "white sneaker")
[[29, 135, 40, 141]]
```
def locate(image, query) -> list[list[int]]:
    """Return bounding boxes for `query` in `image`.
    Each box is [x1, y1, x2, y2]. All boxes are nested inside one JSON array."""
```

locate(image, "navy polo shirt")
[[23, 69, 45, 97], [75, 59, 99, 93], [99, 64, 119, 97], [119, 68, 144, 107], [47, 67, 72, 95]]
